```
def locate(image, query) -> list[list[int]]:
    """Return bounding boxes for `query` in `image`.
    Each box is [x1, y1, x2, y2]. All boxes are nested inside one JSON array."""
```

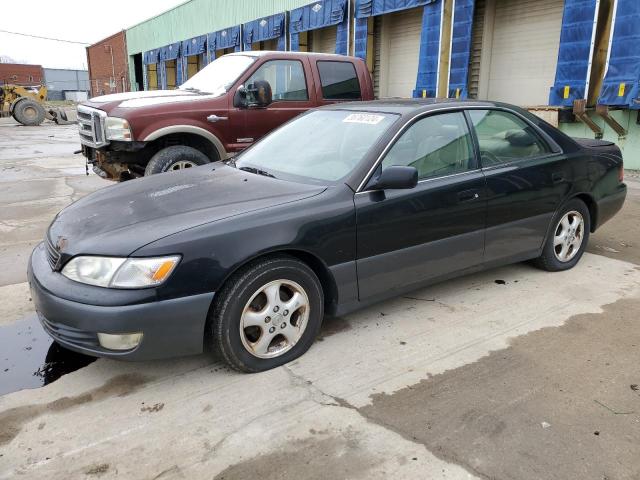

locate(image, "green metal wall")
[[558, 111, 640, 171], [126, 0, 314, 87]]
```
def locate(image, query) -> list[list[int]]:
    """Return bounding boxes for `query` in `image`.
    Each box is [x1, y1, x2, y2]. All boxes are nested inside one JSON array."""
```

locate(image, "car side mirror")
[[366, 166, 418, 191], [246, 80, 273, 108], [233, 86, 248, 108]]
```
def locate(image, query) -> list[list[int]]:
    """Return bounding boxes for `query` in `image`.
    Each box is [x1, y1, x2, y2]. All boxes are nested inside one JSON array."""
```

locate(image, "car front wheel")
[[145, 145, 210, 176], [210, 256, 324, 372], [535, 198, 591, 272]]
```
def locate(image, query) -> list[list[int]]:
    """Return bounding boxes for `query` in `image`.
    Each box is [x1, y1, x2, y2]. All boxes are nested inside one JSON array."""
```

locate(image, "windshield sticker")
[[343, 113, 385, 125]]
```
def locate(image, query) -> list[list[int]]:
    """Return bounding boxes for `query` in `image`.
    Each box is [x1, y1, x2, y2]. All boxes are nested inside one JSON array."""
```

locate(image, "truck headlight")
[[105, 117, 132, 141], [62, 255, 180, 288]]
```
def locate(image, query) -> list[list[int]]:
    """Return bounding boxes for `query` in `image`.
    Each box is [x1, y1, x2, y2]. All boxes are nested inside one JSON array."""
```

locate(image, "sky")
[[0, 0, 187, 70]]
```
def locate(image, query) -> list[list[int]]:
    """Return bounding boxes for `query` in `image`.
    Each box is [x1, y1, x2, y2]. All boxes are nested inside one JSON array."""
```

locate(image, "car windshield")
[[179, 55, 256, 95], [235, 110, 399, 183]]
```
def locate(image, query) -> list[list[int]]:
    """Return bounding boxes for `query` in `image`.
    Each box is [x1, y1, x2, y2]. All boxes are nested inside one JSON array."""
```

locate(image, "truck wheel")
[[145, 146, 211, 176], [13, 99, 46, 126]]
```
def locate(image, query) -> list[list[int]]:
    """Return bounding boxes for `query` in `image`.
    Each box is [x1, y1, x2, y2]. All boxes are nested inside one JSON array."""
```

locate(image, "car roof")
[[322, 98, 509, 115]]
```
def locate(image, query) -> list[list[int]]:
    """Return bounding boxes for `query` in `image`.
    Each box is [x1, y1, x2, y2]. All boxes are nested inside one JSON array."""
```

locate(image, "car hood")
[[83, 89, 223, 115], [48, 165, 326, 257]]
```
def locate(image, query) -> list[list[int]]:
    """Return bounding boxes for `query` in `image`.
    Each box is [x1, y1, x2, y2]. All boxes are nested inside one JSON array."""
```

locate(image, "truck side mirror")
[[233, 86, 248, 108], [246, 80, 273, 108]]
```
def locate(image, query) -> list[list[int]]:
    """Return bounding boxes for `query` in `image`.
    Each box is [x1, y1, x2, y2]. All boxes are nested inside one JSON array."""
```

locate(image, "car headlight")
[[61, 255, 180, 289], [105, 117, 132, 141]]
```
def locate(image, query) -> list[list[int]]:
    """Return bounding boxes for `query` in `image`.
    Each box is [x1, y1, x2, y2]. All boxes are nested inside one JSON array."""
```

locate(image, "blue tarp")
[[354, 0, 440, 60], [290, 0, 349, 55], [549, 0, 599, 107], [143, 49, 159, 65], [447, 0, 474, 99], [207, 25, 242, 54], [355, 0, 435, 18], [182, 34, 207, 57], [243, 13, 286, 51], [159, 42, 181, 61], [414, 0, 442, 98], [354, 17, 368, 60], [598, 0, 640, 108]]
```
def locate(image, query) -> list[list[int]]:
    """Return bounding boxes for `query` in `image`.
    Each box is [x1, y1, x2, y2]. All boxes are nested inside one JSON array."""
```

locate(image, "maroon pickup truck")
[[77, 51, 374, 181]]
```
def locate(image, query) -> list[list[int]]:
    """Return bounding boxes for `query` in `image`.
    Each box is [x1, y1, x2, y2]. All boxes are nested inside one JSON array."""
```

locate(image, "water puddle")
[[0, 313, 96, 396]]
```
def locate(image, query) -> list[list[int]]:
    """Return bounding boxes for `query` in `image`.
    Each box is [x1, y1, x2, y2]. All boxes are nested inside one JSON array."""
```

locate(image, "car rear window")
[[317, 61, 361, 100]]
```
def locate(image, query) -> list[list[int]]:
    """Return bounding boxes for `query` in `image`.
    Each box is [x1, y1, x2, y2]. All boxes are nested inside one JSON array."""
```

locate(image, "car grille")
[[45, 235, 62, 271], [77, 105, 108, 148], [39, 313, 99, 348]]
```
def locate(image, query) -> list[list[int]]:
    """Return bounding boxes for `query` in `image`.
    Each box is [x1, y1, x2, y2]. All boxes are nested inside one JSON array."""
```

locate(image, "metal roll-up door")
[[468, 0, 486, 99], [486, 0, 563, 105], [377, 7, 423, 98], [373, 16, 382, 98], [311, 26, 338, 54]]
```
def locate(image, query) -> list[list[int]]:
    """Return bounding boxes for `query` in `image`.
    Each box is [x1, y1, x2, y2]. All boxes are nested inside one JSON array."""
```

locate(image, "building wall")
[[126, 0, 313, 87], [43, 68, 90, 99], [559, 112, 640, 171], [0, 63, 43, 86], [87, 30, 129, 97]]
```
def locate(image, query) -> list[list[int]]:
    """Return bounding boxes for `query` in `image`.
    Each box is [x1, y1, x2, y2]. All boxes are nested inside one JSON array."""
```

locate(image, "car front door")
[[231, 58, 315, 148], [467, 109, 570, 265], [355, 111, 487, 301]]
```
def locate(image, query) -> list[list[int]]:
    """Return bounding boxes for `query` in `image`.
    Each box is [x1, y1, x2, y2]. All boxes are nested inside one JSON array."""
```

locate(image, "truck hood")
[[48, 165, 326, 257], [84, 89, 223, 114]]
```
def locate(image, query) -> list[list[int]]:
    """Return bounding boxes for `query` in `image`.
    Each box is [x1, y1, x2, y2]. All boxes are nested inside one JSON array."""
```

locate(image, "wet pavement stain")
[[0, 372, 150, 446], [0, 313, 96, 397], [358, 297, 640, 480]]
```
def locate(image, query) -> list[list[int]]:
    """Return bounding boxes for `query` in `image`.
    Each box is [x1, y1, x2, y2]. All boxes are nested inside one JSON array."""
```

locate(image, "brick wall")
[[0, 64, 44, 86], [86, 30, 129, 97]]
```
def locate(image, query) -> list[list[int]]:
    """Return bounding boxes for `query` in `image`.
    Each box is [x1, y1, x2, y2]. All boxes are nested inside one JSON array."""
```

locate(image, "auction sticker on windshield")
[[343, 113, 386, 125]]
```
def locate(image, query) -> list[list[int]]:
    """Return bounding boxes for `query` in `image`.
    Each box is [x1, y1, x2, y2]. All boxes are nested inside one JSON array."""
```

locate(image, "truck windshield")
[[235, 110, 399, 184], [179, 55, 256, 96]]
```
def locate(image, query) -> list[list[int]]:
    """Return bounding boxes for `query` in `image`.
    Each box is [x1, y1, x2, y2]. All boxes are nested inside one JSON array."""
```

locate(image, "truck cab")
[[78, 51, 374, 181]]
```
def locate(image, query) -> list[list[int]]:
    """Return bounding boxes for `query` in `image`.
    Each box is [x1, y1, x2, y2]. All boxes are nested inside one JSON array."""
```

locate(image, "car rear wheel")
[[144, 145, 210, 176], [534, 198, 591, 272], [210, 256, 324, 372]]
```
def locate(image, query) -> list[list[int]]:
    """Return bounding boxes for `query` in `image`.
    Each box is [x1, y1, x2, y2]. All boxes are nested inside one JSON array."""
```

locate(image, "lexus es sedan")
[[28, 100, 626, 372]]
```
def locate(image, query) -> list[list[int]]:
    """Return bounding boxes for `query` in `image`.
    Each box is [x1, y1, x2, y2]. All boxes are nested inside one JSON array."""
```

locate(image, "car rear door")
[[466, 108, 570, 265], [233, 58, 316, 147], [355, 110, 487, 301]]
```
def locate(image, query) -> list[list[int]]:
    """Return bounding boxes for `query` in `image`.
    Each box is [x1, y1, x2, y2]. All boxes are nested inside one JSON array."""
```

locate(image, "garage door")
[[376, 7, 423, 98], [485, 0, 563, 105], [311, 26, 337, 54]]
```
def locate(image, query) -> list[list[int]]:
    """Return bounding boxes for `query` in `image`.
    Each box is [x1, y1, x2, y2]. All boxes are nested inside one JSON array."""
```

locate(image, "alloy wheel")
[[239, 279, 310, 359], [553, 210, 585, 262]]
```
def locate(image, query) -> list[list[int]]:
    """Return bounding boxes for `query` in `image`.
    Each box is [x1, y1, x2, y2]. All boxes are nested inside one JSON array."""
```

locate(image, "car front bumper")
[[28, 243, 215, 361]]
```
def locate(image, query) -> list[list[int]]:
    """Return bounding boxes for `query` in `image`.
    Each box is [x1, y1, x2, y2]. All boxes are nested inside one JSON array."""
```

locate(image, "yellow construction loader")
[[0, 85, 73, 126]]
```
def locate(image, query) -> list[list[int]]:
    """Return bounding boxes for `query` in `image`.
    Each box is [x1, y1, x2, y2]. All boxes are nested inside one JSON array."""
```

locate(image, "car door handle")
[[458, 190, 481, 202], [207, 115, 228, 123], [552, 172, 565, 184]]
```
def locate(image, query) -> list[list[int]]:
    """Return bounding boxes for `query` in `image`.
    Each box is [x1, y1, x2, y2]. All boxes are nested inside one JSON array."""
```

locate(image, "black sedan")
[[28, 100, 626, 372]]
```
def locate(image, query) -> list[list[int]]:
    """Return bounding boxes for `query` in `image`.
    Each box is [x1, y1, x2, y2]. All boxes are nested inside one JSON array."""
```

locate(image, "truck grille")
[[77, 105, 108, 148], [45, 235, 62, 271]]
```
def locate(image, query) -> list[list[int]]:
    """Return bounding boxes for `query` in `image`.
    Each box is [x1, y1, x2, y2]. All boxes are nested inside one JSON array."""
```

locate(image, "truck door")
[[233, 59, 315, 147]]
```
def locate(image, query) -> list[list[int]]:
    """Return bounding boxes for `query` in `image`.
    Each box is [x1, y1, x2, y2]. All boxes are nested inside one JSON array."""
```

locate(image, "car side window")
[[246, 60, 309, 102], [381, 112, 474, 180], [317, 61, 362, 100], [468, 109, 551, 167]]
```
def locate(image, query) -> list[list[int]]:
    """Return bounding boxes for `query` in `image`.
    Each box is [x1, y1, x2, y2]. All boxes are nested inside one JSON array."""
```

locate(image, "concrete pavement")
[[1, 118, 639, 479]]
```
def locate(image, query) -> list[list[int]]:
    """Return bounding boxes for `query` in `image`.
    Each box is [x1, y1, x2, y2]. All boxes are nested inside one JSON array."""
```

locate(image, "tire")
[[144, 145, 210, 176], [13, 99, 46, 126], [534, 198, 591, 272], [210, 256, 324, 373]]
